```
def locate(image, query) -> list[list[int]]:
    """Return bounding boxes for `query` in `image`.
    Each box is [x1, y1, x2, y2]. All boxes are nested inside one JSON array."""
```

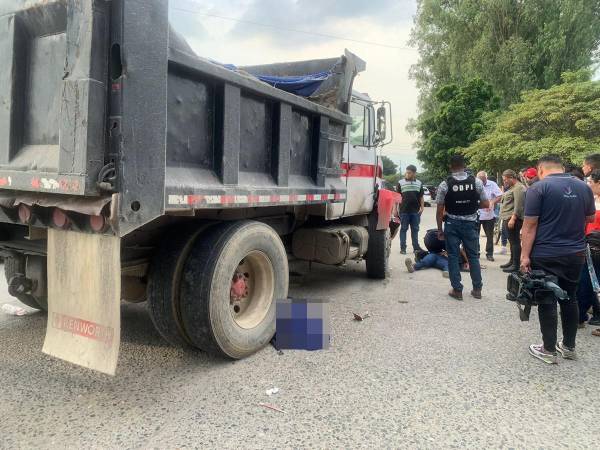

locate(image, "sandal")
[[592, 329, 600, 337]]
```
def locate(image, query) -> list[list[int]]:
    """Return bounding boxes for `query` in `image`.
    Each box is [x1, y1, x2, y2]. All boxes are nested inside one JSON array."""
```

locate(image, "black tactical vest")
[[444, 175, 480, 216]]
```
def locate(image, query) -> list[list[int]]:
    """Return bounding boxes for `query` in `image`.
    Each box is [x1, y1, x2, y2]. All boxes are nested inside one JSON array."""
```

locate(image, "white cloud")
[[170, 0, 420, 170]]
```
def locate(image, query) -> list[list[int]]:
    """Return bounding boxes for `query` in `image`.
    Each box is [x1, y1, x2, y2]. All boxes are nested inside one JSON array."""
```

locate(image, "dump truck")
[[0, 0, 395, 374]]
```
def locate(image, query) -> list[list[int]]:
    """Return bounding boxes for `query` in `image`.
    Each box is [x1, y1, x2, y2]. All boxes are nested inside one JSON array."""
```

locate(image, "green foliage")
[[464, 76, 600, 173], [384, 173, 401, 188], [381, 156, 398, 176], [410, 0, 600, 174], [410, 0, 600, 109], [416, 169, 444, 187], [417, 78, 500, 179]]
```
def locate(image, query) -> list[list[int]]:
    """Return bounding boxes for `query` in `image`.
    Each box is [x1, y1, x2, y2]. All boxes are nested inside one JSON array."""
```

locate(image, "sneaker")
[[486, 255, 494, 262], [497, 247, 507, 255], [529, 344, 558, 364], [405, 258, 415, 273], [588, 316, 600, 326], [442, 271, 450, 279], [400, 249, 407, 255], [448, 289, 463, 301], [578, 322, 586, 329], [556, 341, 577, 360], [471, 289, 482, 299]]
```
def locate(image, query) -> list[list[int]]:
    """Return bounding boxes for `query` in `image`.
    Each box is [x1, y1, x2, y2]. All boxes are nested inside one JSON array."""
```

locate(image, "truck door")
[[342, 99, 379, 216]]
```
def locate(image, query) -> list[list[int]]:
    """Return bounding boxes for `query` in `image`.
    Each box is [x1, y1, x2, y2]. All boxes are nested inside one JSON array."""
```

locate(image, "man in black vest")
[[436, 155, 489, 300]]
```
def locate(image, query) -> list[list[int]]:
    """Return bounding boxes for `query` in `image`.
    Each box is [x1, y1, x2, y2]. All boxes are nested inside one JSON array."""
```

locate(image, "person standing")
[[523, 167, 539, 186], [582, 154, 600, 178], [576, 169, 600, 327], [397, 165, 424, 254], [499, 170, 526, 273], [436, 155, 489, 300], [521, 155, 595, 364], [476, 171, 502, 261]]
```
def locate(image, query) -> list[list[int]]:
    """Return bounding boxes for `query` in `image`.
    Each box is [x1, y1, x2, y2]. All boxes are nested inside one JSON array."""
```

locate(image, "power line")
[[170, 7, 415, 51]]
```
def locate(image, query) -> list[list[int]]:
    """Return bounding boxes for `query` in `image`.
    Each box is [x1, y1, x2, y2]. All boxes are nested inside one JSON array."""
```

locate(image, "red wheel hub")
[[230, 273, 248, 301]]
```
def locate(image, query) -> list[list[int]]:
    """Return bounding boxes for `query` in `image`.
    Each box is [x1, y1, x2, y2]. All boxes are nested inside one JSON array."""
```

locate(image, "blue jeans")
[[444, 218, 482, 292], [576, 260, 600, 323], [400, 212, 421, 251], [415, 253, 448, 272]]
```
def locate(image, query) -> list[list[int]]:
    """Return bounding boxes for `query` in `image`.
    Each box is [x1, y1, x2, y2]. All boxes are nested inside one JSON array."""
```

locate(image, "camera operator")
[[520, 155, 595, 364]]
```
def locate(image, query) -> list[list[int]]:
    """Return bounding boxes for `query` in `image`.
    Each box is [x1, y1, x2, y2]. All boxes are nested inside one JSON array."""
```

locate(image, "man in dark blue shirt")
[[521, 155, 595, 364]]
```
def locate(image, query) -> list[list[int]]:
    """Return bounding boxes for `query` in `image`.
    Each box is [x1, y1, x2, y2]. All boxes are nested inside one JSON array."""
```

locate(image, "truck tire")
[[147, 224, 213, 347], [4, 255, 45, 310], [366, 213, 391, 279], [180, 221, 289, 359]]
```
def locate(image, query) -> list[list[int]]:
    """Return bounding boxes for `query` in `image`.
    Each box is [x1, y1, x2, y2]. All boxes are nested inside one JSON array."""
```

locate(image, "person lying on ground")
[[405, 249, 450, 278]]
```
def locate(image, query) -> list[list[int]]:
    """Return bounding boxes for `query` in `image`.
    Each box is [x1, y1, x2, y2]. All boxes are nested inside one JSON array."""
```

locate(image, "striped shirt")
[[397, 179, 424, 214]]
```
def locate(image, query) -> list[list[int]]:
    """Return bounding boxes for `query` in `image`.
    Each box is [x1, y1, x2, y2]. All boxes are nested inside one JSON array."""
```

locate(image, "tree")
[[416, 78, 500, 179], [463, 71, 600, 174], [381, 155, 398, 176], [410, 0, 600, 110], [384, 173, 402, 188]]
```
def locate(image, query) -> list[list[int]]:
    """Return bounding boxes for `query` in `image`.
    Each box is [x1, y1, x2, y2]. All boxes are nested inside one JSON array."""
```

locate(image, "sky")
[[169, 0, 421, 171]]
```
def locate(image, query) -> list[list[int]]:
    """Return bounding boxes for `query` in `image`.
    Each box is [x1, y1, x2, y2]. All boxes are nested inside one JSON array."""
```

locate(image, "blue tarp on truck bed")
[[254, 71, 331, 97], [218, 62, 331, 97]]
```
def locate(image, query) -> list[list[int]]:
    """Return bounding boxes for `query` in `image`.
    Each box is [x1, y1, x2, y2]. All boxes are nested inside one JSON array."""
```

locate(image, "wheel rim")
[[229, 251, 274, 329]]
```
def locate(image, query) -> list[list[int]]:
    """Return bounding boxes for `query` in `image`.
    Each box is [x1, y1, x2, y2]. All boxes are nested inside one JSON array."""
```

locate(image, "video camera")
[[506, 270, 568, 321]]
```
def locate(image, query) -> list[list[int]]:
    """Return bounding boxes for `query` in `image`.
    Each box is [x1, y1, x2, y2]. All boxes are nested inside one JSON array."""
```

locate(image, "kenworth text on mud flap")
[[0, 0, 395, 374]]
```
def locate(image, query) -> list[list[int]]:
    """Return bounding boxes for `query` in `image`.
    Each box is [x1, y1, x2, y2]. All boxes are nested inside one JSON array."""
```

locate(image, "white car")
[[423, 187, 432, 207]]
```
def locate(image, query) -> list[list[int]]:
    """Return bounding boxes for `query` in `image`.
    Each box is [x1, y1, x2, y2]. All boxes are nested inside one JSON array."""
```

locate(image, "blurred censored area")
[[274, 298, 331, 350]]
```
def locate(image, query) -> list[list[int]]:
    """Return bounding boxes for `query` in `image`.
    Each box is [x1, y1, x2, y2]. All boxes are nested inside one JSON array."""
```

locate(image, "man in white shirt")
[[477, 171, 502, 261]]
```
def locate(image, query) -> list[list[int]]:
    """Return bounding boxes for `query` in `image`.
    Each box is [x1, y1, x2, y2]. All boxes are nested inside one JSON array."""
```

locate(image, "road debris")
[[266, 387, 280, 396], [353, 312, 370, 321], [258, 403, 285, 413]]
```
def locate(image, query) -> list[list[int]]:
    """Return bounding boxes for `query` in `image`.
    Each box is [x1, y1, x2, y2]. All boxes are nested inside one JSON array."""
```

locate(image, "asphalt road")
[[1, 208, 599, 449]]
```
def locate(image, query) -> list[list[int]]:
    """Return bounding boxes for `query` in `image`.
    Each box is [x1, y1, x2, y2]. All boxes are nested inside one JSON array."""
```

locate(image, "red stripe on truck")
[[341, 163, 382, 178]]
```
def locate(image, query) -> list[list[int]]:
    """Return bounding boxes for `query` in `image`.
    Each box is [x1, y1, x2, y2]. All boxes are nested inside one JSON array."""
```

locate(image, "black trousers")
[[504, 218, 523, 268], [531, 254, 585, 352], [479, 219, 495, 257]]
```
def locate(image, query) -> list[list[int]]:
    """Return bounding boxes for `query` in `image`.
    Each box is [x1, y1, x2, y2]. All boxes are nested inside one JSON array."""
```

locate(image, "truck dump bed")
[[0, 0, 364, 237]]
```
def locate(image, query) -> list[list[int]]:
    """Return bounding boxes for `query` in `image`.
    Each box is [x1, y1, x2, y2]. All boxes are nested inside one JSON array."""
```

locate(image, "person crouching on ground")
[[499, 170, 526, 273], [436, 155, 489, 301], [521, 155, 595, 364]]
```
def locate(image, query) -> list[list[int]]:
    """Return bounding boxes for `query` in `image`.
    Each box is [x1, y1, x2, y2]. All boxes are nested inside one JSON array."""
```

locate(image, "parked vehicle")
[[423, 187, 432, 206], [425, 185, 438, 202], [0, 0, 393, 373]]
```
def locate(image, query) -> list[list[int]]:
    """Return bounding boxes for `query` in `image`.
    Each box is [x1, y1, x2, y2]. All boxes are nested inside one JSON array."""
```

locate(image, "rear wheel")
[[4, 255, 47, 311], [147, 224, 212, 347], [179, 221, 288, 359], [366, 212, 391, 279]]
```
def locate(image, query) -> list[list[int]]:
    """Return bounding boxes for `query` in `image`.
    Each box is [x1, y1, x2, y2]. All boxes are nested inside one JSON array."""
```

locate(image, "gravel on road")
[[0, 208, 598, 449]]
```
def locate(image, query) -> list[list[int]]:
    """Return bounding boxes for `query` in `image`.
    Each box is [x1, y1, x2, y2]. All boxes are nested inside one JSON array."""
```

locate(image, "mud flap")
[[42, 229, 121, 375]]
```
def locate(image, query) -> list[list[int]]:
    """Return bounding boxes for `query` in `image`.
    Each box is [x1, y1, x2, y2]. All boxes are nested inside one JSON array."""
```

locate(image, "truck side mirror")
[[377, 106, 387, 144]]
